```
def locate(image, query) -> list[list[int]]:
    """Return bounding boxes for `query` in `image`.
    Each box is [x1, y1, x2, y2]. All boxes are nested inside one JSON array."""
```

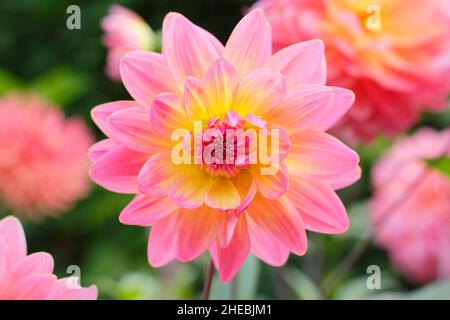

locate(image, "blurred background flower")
[[371, 128, 450, 284], [0, 93, 93, 218], [102, 4, 157, 80], [253, 0, 450, 142]]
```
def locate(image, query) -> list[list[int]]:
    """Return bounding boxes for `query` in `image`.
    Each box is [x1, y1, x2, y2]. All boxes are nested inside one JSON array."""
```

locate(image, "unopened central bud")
[[201, 111, 253, 177]]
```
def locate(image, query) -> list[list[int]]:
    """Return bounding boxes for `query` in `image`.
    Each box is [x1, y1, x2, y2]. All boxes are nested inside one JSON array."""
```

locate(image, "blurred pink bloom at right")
[[101, 5, 155, 81], [0, 215, 97, 300], [253, 0, 450, 141], [371, 128, 450, 283], [0, 93, 93, 219]]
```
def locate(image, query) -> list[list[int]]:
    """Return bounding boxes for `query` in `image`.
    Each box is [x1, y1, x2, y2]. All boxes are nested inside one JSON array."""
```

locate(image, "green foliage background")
[[0, 0, 448, 299]]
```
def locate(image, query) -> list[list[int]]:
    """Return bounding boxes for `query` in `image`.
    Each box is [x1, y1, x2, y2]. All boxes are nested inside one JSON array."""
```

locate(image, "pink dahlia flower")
[[0, 93, 93, 218], [102, 5, 155, 81], [90, 10, 360, 282], [253, 0, 450, 141], [0, 216, 97, 299], [371, 128, 450, 283]]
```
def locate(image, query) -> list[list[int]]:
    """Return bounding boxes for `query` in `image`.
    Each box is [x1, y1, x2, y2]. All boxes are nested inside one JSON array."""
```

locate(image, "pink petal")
[[224, 9, 272, 76], [266, 39, 326, 88], [247, 217, 290, 266], [138, 152, 175, 197], [120, 51, 176, 106], [318, 87, 355, 131], [266, 85, 334, 132], [0, 237, 12, 296], [216, 212, 238, 248], [210, 215, 250, 283], [90, 144, 148, 194], [184, 76, 210, 121], [328, 166, 362, 190], [88, 139, 116, 162], [287, 175, 349, 234], [108, 107, 166, 153], [13, 252, 54, 277], [162, 13, 223, 90], [150, 93, 190, 136], [286, 131, 360, 189], [266, 86, 353, 132], [175, 206, 218, 262], [119, 194, 178, 226], [253, 162, 289, 200], [14, 274, 59, 300], [184, 58, 238, 120], [232, 69, 285, 116], [233, 169, 257, 215], [57, 279, 98, 300], [246, 195, 307, 255], [148, 213, 178, 267], [0, 216, 27, 265], [91, 100, 138, 138]]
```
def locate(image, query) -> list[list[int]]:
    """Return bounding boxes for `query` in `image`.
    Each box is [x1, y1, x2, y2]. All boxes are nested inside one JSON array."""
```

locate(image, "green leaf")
[[115, 272, 161, 300], [28, 66, 90, 107], [210, 277, 231, 300], [283, 267, 322, 300], [425, 156, 450, 177], [335, 273, 399, 300], [210, 254, 261, 300], [340, 201, 370, 240], [152, 29, 162, 53], [235, 254, 260, 299], [370, 279, 450, 300], [0, 68, 21, 95]]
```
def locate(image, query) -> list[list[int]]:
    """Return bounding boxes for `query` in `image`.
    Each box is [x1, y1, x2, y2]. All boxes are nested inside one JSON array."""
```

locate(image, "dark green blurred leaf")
[[283, 267, 322, 300], [335, 273, 399, 300], [210, 277, 231, 300], [29, 66, 90, 107], [0, 68, 21, 95], [211, 255, 261, 299], [236, 254, 260, 299], [371, 279, 450, 300], [341, 201, 370, 240]]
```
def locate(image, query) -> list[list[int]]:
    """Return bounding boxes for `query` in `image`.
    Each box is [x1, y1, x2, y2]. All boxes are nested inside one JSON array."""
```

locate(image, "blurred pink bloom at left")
[[0, 93, 93, 218], [0, 215, 98, 300], [253, 0, 450, 141], [371, 128, 450, 283], [101, 5, 155, 81]]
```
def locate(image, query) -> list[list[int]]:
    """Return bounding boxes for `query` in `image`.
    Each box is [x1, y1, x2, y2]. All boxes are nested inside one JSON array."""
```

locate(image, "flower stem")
[[203, 259, 215, 300]]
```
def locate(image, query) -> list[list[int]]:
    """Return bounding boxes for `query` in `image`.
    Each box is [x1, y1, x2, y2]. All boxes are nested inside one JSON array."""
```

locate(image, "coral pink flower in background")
[[0, 94, 93, 218], [371, 128, 450, 283], [102, 5, 156, 81], [253, 0, 450, 141], [90, 10, 360, 282], [0, 216, 97, 299]]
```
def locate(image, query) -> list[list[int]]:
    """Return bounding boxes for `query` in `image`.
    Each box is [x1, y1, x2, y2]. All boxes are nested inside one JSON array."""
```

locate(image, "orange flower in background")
[[253, 0, 450, 141], [101, 5, 156, 81], [371, 128, 450, 283], [0, 93, 93, 218]]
